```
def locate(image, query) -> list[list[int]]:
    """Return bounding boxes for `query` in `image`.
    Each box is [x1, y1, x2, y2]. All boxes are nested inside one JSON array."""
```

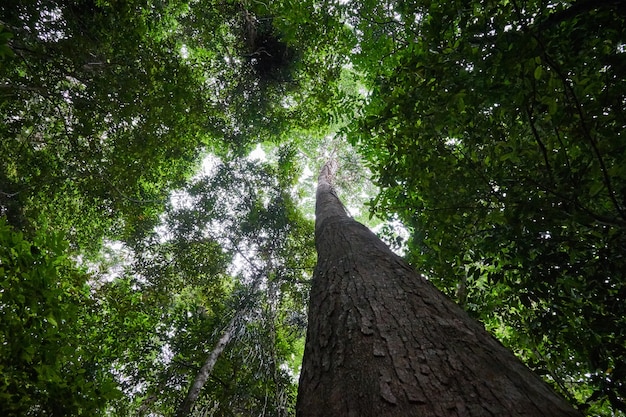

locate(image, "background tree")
[[100, 150, 315, 416], [0, 218, 119, 415], [1, 2, 329, 415], [1, 0, 215, 245]]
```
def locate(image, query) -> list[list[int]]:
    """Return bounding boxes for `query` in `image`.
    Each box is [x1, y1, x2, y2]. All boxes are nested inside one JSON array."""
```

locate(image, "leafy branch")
[[538, 42, 626, 222]]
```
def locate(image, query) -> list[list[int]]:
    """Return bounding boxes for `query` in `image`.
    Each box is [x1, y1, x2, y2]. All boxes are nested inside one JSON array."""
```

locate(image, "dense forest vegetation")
[[1, 0, 624, 415]]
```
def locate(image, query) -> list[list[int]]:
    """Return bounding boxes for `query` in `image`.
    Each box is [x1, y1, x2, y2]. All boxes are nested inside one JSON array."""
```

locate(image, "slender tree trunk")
[[175, 314, 238, 417], [296, 161, 582, 417]]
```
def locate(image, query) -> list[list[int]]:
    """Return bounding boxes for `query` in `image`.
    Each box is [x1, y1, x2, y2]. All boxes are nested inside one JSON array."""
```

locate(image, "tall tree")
[[100, 151, 313, 416], [345, 0, 626, 413], [296, 161, 582, 416]]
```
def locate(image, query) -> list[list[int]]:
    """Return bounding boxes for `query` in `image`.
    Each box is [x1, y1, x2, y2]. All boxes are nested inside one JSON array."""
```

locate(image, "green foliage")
[[0, 0, 350, 253], [15, 0, 624, 415], [0, 0, 343, 415], [0, 0, 222, 249], [0, 25, 14, 60], [100, 149, 315, 415], [0, 218, 119, 416], [347, 0, 626, 414], [1, 1, 341, 414]]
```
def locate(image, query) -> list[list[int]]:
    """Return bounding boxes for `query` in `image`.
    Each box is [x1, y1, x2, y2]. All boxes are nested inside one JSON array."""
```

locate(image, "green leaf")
[[46, 314, 58, 327], [547, 99, 557, 115]]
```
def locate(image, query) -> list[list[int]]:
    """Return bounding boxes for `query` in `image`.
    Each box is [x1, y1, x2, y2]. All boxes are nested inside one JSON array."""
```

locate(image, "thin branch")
[[0, 190, 20, 198], [523, 176, 626, 228], [0, 83, 49, 96], [531, 348, 581, 409], [524, 102, 554, 183], [99, 175, 166, 205], [553, 126, 573, 179], [538, 0, 626, 31], [539, 44, 626, 221]]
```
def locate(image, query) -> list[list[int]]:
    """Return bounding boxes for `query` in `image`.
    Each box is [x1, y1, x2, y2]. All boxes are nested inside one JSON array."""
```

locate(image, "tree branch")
[[538, 0, 626, 31], [525, 102, 553, 183], [539, 47, 626, 221]]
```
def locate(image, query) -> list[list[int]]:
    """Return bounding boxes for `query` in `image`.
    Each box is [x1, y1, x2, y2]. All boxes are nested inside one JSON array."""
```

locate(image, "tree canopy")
[[1, 0, 625, 416]]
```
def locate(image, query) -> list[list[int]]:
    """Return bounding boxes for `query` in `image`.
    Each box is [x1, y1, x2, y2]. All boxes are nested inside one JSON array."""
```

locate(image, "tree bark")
[[175, 313, 238, 417], [296, 161, 582, 417]]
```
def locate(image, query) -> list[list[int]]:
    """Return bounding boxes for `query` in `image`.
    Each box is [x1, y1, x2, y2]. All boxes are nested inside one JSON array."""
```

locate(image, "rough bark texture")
[[296, 161, 582, 417]]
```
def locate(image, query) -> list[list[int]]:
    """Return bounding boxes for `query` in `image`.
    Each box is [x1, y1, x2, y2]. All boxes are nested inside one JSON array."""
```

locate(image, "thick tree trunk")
[[296, 161, 582, 417]]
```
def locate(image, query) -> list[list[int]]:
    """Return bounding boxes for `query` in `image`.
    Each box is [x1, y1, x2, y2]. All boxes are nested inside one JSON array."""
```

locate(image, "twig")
[[539, 43, 626, 221], [524, 102, 553, 183]]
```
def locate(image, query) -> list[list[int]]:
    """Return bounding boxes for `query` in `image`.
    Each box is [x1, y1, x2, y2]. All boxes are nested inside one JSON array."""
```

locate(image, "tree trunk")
[[296, 161, 582, 417], [175, 313, 238, 417]]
